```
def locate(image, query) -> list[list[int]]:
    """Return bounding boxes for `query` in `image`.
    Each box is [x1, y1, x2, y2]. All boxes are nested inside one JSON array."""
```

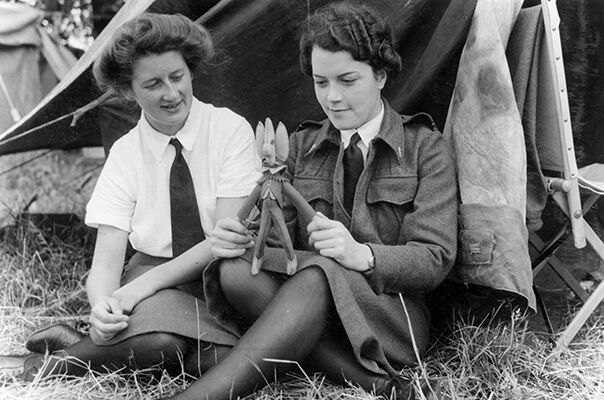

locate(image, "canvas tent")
[[0, 2, 77, 134], [1, 0, 600, 158], [0, 0, 603, 341], [0, 0, 477, 156]]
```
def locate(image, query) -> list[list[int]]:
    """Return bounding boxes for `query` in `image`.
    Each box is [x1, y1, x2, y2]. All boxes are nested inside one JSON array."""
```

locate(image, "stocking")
[[169, 265, 332, 400], [31, 332, 228, 379]]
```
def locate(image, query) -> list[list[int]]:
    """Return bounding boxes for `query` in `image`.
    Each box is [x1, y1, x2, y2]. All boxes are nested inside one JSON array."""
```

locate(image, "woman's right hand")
[[211, 217, 254, 259], [88, 297, 129, 344]]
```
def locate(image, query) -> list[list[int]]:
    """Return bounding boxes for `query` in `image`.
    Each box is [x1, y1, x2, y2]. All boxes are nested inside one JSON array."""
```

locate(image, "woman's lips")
[[162, 100, 182, 111]]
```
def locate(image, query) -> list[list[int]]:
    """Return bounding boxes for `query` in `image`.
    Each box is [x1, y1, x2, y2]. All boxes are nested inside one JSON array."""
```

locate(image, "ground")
[[0, 149, 603, 399]]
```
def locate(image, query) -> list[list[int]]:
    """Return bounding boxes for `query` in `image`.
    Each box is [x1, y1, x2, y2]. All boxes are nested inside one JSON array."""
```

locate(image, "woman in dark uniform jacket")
[[168, 3, 457, 400]]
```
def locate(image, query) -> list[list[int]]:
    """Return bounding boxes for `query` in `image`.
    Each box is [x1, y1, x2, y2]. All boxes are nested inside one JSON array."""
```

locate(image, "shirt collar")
[[304, 99, 404, 160], [140, 97, 201, 162], [340, 100, 384, 148]]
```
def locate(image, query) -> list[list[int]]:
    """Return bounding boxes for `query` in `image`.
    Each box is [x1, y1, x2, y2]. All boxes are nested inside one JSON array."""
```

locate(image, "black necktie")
[[169, 138, 204, 257], [343, 132, 364, 214]]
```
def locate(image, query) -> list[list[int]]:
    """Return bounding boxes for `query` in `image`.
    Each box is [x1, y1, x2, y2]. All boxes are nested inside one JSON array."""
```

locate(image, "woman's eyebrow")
[[312, 71, 358, 78], [338, 71, 358, 78]]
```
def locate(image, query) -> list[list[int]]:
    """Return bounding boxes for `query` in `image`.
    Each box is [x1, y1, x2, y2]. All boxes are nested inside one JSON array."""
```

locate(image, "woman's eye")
[[144, 81, 159, 89], [171, 74, 183, 82], [314, 80, 327, 87], [341, 78, 356, 85]]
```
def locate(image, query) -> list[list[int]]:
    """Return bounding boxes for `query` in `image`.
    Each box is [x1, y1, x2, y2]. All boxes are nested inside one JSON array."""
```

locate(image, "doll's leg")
[[268, 201, 297, 274], [252, 200, 272, 274], [167, 264, 332, 400]]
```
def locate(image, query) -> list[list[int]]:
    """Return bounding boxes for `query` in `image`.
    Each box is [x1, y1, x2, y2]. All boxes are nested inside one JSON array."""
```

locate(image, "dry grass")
[[1, 150, 603, 399], [0, 150, 101, 221], [426, 314, 604, 399]]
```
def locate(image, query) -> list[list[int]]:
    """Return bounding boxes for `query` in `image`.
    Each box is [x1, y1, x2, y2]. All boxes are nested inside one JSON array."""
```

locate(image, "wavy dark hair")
[[299, 2, 402, 80], [92, 13, 214, 97]]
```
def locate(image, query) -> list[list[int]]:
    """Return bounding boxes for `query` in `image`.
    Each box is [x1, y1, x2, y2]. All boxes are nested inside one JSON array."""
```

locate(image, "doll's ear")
[[263, 118, 276, 159], [255, 121, 264, 156], [275, 122, 289, 161], [264, 118, 275, 145]]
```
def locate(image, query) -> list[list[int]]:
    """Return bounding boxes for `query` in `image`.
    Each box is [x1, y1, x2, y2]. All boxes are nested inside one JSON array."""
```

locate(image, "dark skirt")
[[203, 248, 431, 377], [103, 252, 238, 347]]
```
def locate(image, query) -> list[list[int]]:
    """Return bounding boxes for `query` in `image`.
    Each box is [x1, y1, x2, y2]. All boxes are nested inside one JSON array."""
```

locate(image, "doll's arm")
[[282, 181, 316, 221], [237, 183, 262, 223]]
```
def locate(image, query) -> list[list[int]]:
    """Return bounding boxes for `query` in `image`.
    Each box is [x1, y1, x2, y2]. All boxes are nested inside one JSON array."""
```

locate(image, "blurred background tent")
[[0, 0, 601, 167], [0, 1, 77, 134]]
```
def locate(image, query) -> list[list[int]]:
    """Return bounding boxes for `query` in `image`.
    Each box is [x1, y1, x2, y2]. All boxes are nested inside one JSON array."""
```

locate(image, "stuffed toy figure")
[[237, 119, 316, 275]]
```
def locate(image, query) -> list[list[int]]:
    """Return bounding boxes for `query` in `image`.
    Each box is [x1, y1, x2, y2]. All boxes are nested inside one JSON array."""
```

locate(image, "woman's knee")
[[291, 266, 329, 295], [130, 332, 187, 356], [218, 257, 255, 297]]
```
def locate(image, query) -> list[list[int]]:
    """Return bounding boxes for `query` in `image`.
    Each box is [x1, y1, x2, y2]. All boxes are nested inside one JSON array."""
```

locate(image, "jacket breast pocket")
[[366, 176, 418, 244]]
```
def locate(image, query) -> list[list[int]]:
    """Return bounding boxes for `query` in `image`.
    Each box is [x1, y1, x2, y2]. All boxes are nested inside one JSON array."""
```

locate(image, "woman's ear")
[[377, 69, 387, 90], [121, 88, 136, 102]]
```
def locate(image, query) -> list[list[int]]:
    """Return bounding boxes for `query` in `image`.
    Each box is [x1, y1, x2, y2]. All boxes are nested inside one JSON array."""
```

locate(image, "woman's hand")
[[88, 297, 129, 344], [211, 217, 254, 259], [307, 212, 372, 272], [112, 277, 157, 315]]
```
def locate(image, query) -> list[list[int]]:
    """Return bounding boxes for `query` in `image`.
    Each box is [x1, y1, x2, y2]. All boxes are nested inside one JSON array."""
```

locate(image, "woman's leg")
[[23, 332, 224, 380], [303, 336, 388, 390], [168, 260, 333, 400], [207, 258, 422, 399], [182, 340, 232, 378], [303, 336, 429, 399], [216, 260, 383, 388]]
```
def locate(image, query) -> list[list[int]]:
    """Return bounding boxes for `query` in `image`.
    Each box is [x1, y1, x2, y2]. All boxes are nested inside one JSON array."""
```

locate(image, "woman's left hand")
[[307, 212, 372, 272], [111, 278, 157, 314]]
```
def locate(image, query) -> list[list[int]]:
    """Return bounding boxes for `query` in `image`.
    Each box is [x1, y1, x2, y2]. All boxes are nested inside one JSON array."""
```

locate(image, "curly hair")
[[299, 2, 402, 80], [92, 13, 214, 97]]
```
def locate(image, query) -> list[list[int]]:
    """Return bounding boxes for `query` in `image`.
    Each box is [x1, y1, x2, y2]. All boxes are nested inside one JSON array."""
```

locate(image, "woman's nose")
[[162, 83, 179, 100], [326, 85, 342, 102]]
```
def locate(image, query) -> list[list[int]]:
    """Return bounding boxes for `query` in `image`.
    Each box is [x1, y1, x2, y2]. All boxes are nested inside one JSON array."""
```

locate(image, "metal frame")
[[536, 0, 604, 349]]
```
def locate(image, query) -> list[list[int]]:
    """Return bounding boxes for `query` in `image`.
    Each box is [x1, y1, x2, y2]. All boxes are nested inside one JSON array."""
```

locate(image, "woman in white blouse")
[[22, 13, 260, 381]]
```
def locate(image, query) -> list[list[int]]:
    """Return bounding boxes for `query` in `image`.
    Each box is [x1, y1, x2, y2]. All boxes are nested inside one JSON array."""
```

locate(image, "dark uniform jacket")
[[283, 100, 458, 295]]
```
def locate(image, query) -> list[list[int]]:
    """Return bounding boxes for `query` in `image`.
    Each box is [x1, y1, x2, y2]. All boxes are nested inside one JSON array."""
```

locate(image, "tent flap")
[[0, 0, 477, 156]]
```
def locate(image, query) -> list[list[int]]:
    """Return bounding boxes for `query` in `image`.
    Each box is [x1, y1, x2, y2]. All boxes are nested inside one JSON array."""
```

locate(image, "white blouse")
[[85, 98, 261, 257]]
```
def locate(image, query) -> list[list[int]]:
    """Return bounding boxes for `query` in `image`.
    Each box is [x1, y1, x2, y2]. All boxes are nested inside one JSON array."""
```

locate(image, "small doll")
[[237, 118, 316, 275]]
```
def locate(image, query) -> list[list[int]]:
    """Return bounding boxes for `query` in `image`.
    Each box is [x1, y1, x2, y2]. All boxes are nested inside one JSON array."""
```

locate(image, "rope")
[[0, 92, 112, 147], [0, 113, 73, 147], [0, 149, 57, 177], [0, 73, 21, 122]]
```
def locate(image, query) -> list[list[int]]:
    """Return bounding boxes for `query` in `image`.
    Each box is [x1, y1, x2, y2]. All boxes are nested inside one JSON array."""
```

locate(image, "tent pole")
[[0, 73, 21, 122]]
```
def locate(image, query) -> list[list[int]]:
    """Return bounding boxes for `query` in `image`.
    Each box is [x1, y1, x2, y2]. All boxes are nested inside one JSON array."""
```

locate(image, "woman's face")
[[128, 51, 193, 136], [311, 46, 386, 130]]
